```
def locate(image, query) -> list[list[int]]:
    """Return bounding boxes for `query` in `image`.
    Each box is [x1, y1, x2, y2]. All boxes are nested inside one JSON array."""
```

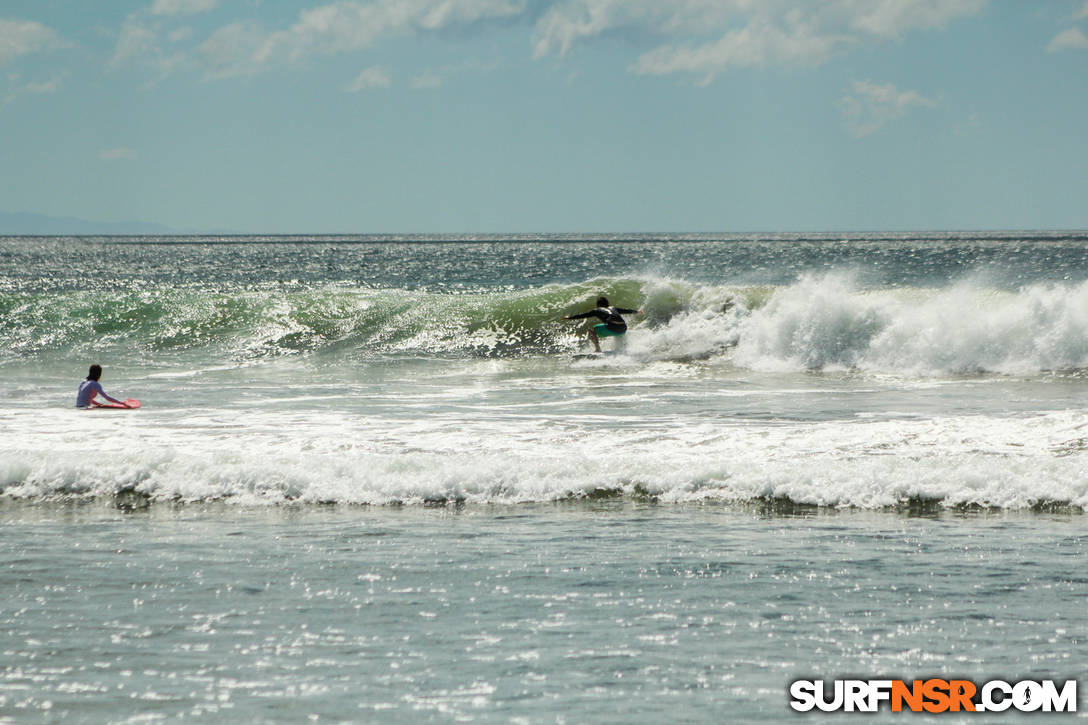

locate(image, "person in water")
[[76, 364, 129, 408], [563, 296, 642, 352]]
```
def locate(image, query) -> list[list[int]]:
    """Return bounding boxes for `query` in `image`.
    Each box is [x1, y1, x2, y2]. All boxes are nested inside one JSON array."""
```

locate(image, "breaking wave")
[[3, 273, 1088, 375], [2, 409, 1085, 510]]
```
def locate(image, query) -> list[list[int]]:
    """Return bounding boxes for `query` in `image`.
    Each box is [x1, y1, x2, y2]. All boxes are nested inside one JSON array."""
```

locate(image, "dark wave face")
[[2, 282, 641, 362]]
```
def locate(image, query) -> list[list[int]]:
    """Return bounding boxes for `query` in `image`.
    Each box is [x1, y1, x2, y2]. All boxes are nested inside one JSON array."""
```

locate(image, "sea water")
[[1, 233, 1086, 722]]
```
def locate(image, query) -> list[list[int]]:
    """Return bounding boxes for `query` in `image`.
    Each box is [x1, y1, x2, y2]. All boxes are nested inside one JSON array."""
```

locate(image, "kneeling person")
[[76, 364, 129, 408]]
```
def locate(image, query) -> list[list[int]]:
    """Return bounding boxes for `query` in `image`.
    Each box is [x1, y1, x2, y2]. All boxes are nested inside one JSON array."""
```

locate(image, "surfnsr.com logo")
[[789, 679, 1077, 713]]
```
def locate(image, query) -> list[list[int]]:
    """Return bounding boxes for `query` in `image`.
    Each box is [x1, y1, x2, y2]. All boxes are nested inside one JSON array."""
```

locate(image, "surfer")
[[562, 296, 642, 353], [76, 364, 130, 408]]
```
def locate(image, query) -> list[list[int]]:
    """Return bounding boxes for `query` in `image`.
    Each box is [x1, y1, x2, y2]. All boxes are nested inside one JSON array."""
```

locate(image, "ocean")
[[2, 233, 1086, 722]]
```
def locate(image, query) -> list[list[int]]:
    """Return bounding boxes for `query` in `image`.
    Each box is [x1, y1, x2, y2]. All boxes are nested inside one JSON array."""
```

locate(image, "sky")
[[1, 0, 1086, 233]]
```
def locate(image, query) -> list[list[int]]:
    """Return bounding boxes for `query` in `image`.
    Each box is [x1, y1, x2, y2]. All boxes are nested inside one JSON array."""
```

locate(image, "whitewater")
[[2, 233, 1086, 510], [2, 233, 1087, 723]]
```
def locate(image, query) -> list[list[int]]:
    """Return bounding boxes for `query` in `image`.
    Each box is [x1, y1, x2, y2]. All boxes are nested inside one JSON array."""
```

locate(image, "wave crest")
[[728, 273, 1088, 374], [4, 274, 1088, 374], [3, 411, 1085, 510]]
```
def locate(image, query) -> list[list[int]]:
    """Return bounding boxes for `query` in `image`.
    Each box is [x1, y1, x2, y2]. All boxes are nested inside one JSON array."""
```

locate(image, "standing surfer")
[[562, 296, 642, 353], [76, 364, 130, 408]]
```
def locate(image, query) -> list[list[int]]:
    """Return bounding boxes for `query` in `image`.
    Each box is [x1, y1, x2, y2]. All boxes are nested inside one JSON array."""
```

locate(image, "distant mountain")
[[0, 211, 185, 235]]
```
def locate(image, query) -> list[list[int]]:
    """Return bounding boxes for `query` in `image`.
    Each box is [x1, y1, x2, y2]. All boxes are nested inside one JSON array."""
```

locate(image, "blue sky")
[[1, 0, 1086, 233]]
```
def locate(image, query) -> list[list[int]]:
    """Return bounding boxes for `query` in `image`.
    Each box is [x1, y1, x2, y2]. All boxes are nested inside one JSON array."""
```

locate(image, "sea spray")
[[731, 273, 1088, 374]]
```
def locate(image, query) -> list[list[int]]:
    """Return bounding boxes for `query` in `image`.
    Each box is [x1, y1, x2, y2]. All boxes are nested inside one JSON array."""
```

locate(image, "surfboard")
[[571, 352, 609, 360], [92, 398, 141, 409]]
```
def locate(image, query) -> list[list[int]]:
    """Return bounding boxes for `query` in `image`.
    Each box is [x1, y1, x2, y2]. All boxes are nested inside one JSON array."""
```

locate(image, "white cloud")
[[111, 19, 159, 67], [632, 21, 847, 83], [839, 79, 936, 137], [169, 27, 194, 44], [1078, 1, 1088, 21], [536, 0, 989, 82], [109, 17, 190, 78], [100, 148, 139, 161], [0, 18, 64, 66], [411, 70, 442, 89], [1047, 27, 1088, 53], [199, 0, 525, 78], [531, 1, 754, 59], [2, 70, 65, 105], [346, 66, 390, 91], [199, 21, 268, 77], [24, 74, 64, 94], [108, 1, 217, 77], [150, 0, 219, 16], [531, 0, 625, 58], [109, 0, 996, 85], [836, 0, 989, 38]]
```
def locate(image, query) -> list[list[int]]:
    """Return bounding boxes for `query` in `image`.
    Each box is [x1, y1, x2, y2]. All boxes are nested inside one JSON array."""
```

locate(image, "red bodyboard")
[[92, 398, 141, 409]]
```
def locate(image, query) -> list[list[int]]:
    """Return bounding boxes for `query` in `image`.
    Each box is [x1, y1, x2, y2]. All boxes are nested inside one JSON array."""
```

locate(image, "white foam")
[[630, 273, 1088, 374], [624, 279, 746, 361], [3, 408, 1085, 509]]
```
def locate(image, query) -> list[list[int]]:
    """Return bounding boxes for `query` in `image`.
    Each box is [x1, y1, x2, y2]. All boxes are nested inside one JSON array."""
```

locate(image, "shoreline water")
[[3, 502, 1084, 723]]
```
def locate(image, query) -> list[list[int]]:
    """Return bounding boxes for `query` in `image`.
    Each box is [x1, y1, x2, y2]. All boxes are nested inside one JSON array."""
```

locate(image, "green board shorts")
[[594, 323, 625, 338]]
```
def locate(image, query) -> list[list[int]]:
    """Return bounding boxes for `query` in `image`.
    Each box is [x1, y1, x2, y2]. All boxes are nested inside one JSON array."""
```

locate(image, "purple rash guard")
[[76, 379, 120, 407]]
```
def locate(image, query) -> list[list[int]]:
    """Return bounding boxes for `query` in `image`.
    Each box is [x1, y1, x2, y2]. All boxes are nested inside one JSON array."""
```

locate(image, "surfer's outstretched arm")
[[89, 386, 125, 406]]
